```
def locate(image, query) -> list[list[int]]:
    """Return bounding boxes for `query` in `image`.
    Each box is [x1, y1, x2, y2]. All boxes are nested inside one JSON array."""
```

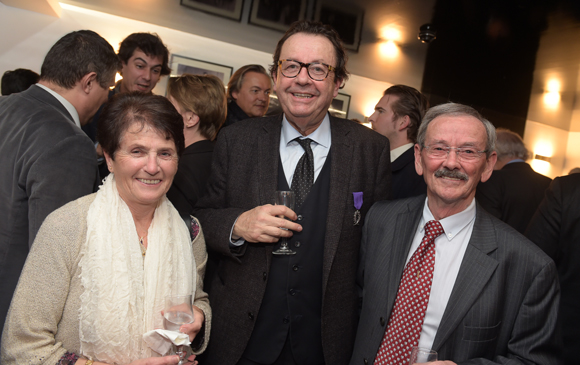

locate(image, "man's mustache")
[[434, 169, 468, 181]]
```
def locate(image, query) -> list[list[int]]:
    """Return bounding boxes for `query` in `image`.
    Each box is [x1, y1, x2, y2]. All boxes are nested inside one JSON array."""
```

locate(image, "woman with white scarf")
[[1, 93, 211, 365]]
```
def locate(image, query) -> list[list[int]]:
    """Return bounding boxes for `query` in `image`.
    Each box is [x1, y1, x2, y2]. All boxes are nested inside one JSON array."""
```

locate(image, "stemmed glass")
[[409, 346, 438, 364], [272, 190, 296, 255], [163, 295, 194, 365]]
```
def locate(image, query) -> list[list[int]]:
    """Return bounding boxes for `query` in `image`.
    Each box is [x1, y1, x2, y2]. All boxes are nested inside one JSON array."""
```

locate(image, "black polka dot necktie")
[[291, 138, 314, 208], [374, 220, 444, 365]]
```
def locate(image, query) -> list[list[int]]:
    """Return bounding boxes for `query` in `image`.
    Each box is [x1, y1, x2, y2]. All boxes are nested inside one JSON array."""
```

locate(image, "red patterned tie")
[[374, 220, 444, 365]]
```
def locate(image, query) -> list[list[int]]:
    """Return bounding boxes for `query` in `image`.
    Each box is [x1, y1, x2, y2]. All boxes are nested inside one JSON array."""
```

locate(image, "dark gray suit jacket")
[[351, 196, 561, 365], [0, 85, 99, 339], [194, 114, 391, 364]]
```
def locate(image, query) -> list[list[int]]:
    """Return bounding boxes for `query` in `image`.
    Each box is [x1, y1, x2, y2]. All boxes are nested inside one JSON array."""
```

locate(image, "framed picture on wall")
[[180, 0, 244, 21], [170, 55, 233, 85], [314, 1, 364, 52], [249, 0, 307, 32], [329, 93, 350, 119]]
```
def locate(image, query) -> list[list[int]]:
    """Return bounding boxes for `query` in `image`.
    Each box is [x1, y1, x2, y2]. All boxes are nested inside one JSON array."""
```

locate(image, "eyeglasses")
[[278, 59, 336, 81], [422, 144, 487, 161]]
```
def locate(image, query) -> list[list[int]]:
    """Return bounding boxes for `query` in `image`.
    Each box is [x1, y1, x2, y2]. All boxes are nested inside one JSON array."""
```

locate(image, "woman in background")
[[165, 74, 227, 216]]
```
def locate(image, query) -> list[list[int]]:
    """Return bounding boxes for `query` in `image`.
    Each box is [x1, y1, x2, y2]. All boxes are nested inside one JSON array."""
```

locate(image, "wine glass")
[[272, 190, 296, 255], [163, 295, 194, 365], [409, 346, 438, 364]]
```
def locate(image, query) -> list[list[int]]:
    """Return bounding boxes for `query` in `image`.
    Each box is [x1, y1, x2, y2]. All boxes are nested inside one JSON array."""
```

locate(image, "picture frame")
[[169, 55, 233, 85], [314, 1, 364, 52], [180, 0, 244, 22], [249, 0, 307, 32], [329, 93, 350, 119]]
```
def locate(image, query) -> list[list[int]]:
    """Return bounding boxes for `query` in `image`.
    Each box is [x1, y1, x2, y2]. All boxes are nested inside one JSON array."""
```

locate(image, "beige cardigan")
[[1, 194, 211, 365]]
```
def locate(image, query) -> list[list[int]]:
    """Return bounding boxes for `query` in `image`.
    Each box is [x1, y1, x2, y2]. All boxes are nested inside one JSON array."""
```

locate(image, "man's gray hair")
[[417, 102, 496, 157], [495, 128, 529, 160]]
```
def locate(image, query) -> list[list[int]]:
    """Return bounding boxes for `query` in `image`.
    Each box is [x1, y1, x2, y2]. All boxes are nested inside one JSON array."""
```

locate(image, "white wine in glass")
[[409, 346, 438, 364], [273, 191, 296, 255], [164, 295, 194, 365]]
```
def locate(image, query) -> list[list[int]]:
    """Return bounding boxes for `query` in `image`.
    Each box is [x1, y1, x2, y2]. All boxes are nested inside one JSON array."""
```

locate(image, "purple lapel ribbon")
[[353, 192, 363, 225]]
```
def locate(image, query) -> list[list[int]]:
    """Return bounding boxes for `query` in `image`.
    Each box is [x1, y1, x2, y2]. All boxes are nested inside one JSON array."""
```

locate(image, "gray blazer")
[[351, 196, 561, 365], [0, 85, 99, 339], [195, 114, 391, 364]]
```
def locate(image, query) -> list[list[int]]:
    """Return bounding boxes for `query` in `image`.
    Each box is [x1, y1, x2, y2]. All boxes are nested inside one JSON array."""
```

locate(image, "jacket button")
[[248, 312, 254, 320], [283, 316, 289, 324], [380, 317, 385, 326], [295, 241, 301, 247], [289, 289, 296, 296], [364, 359, 368, 364], [263, 272, 267, 281], [293, 265, 299, 271], [297, 214, 303, 221]]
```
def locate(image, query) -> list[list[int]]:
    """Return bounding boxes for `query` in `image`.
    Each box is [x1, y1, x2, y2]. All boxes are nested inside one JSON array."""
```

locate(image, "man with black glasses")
[[351, 103, 560, 365], [195, 20, 391, 365]]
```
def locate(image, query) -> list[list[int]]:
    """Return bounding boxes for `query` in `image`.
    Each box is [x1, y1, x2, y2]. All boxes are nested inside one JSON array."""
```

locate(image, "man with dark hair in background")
[[368, 85, 428, 199], [82, 32, 171, 178], [196, 20, 390, 365], [1, 68, 40, 96], [476, 128, 552, 233], [0, 30, 119, 343], [224, 64, 272, 127]]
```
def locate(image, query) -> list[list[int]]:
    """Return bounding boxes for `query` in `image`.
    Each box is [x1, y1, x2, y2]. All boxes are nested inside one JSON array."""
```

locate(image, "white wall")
[[0, 3, 392, 121]]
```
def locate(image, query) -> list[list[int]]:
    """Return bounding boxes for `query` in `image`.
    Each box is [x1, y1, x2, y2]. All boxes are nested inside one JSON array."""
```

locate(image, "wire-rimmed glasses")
[[278, 59, 335, 81], [422, 144, 487, 162]]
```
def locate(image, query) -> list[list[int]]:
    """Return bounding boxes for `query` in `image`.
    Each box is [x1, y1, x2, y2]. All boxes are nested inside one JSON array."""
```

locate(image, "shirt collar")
[[281, 113, 331, 148], [35, 83, 81, 128], [391, 142, 414, 162], [506, 159, 525, 165], [420, 197, 476, 241]]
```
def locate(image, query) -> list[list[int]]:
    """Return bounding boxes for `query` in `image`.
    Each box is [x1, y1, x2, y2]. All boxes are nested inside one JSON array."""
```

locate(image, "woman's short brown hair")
[[97, 92, 185, 159], [167, 74, 227, 141]]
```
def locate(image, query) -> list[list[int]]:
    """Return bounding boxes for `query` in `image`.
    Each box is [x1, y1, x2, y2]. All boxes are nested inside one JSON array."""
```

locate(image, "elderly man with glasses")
[[350, 103, 561, 365], [195, 20, 391, 365]]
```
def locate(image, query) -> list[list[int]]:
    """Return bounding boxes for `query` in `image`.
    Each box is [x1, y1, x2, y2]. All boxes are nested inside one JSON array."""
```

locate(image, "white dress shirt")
[[390, 142, 414, 162], [35, 83, 81, 128], [230, 114, 332, 245], [405, 198, 476, 349]]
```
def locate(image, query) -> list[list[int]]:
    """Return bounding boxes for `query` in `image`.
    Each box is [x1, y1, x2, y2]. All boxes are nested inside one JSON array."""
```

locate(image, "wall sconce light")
[[534, 154, 552, 163], [543, 79, 560, 108]]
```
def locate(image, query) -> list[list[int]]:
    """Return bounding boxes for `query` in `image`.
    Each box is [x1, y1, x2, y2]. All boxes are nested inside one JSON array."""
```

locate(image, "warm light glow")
[[115, 72, 123, 83], [379, 40, 399, 58], [380, 26, 402, 42], [546, 79, 560, 92], [531, 159, 550, 175], [362, 122, 373, 129], [543, 92, 560, 108], [533, 142, 553, 158], [543, 79, 561, 108], [365, 100, 378, 118]]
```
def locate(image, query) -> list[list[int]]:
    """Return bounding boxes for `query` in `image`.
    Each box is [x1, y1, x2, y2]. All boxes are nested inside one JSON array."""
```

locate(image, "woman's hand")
[[178, 305, 204, 342]]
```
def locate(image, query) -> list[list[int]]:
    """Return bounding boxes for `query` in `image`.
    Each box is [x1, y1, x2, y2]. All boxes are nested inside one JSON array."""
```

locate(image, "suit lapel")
[[321, 116, 352, 295], [432, 205, 499, 350], [385, 200, 424, 313]]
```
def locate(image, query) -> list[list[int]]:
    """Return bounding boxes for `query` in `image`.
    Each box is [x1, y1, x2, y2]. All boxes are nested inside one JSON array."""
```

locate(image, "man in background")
[[223, 64, 271, 127], [526, 173, 580, 365], [476, 128, 551, 233], [82, 32, 170, 178], [0, 30, 119, 343], [368, 84, 428, 199], [351, 103, 560, 365], [1, 68, 39, 96]]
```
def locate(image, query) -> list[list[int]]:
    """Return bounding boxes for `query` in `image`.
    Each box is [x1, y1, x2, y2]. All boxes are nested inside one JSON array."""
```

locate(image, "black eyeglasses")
[[278, 59, 336, 81]]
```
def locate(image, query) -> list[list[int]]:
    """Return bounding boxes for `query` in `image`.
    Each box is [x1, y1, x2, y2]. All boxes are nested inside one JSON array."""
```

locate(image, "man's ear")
[[231, 90, 238, 101], [185, 112, 200, 128], [414, 143, 424, 176], [81, 72, 99, 94], [481, 151, 498, 183], [398, 115, 411, 131]]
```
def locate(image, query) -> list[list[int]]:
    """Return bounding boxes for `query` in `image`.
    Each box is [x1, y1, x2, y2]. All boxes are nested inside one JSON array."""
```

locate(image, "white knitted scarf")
[[78, 175, 196, 364]]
